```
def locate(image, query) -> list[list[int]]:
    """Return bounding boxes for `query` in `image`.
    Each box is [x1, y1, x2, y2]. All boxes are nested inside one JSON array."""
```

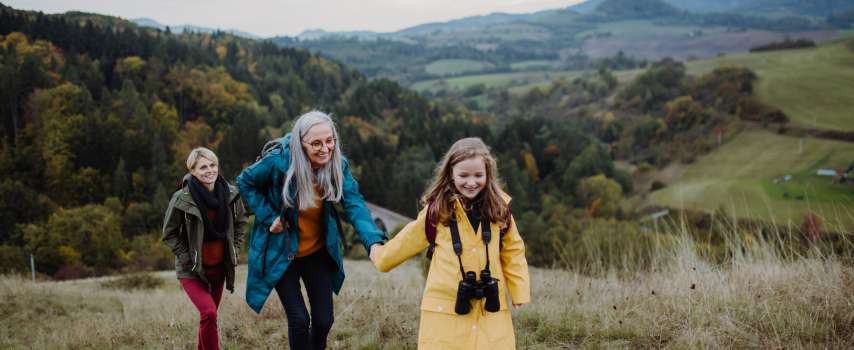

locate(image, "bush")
[[53, 263, 95, 280], [124, 234, 173, 272], [650, 180, 667, 191], [0, 245, 28, 273], [23, 204, 126, 276], [100, 273, 164, 291], [749, 37, 816, 52]]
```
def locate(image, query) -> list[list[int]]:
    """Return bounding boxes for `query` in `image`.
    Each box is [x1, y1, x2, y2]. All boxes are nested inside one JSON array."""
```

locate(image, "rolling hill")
[[278, 0, 852, 85], [644, 39, 854, 229]]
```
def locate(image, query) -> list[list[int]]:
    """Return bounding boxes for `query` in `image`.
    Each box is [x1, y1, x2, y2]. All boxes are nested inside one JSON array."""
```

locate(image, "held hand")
[[269, 217, 284, 233], [512, 304, 522, 310], [369, 244, 381, 264]]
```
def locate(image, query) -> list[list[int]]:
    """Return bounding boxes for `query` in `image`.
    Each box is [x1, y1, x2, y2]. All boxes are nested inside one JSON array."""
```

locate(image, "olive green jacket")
[[161, 174, 248, 292]]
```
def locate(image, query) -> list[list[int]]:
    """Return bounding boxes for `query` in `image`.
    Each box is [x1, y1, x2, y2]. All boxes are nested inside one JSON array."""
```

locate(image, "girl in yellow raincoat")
[[369, 137, 530, 350]]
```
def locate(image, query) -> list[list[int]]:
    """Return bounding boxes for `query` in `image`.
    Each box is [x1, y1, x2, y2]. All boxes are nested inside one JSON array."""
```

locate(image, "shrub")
[[0, 245, 28, 273], [100, 273, 164, 291], [54, 263, 95, 280]]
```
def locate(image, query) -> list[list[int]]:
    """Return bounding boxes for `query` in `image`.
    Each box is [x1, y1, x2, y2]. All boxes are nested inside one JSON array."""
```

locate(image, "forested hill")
[[0, 4, 504, 276]]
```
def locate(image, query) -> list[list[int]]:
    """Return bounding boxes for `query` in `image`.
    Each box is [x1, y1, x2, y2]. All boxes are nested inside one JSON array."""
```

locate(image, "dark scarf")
[[188, 175, 230, 241]]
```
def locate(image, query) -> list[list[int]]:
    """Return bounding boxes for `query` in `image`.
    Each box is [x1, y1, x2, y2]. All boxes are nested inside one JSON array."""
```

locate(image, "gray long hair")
[[282, 111, 344, 210]]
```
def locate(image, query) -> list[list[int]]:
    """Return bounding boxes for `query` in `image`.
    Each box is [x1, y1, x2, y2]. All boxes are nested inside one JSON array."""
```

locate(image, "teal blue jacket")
[[237, 134, 386, 313]]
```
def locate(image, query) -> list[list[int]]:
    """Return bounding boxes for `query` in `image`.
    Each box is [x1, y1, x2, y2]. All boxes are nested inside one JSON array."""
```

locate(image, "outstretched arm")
[[340, 159, 387, 250], [371, 207, 430, 272]]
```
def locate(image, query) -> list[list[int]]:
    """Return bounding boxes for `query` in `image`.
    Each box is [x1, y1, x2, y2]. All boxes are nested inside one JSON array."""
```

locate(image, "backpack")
[[424, 201, 512, 260], [256, 139, 285, 162]]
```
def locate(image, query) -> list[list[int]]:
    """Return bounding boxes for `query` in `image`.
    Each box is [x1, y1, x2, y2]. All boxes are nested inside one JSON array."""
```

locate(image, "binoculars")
[[454, 269, 500, 315]]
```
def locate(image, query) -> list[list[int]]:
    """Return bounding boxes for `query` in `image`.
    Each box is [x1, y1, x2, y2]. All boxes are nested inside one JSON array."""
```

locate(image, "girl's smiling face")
[[452, 156, 487, 201]]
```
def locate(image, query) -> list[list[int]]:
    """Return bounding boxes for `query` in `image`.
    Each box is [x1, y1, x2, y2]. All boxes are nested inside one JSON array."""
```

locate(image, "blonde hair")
[[283, 111, 344, 210], [422, 137, 509, 226], [186, 147, 218, 171]]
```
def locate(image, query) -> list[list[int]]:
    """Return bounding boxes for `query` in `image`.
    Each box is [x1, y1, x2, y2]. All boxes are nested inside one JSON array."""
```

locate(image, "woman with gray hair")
[[162, 147, 247, 350], [237, 111, 386, 349]]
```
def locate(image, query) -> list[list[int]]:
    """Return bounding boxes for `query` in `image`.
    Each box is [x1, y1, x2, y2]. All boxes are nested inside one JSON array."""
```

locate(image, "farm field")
[[424, 59, 494, 76], [411, 70, 585, 94], [650, 129, 854, 230]]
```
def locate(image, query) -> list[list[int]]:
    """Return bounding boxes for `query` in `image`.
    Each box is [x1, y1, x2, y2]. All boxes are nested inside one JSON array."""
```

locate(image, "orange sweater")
[[296, 184, 324, 257]]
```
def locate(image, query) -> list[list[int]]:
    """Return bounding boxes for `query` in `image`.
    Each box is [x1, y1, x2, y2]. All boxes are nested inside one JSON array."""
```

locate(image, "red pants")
[[180, 267, 225, 350]]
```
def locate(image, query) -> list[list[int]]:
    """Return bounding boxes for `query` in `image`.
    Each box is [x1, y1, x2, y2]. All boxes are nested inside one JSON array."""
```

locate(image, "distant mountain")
[[568, 0, 606, 14], [571, 0, 854, 17], [272, 0, 847, 84], [296, 29, 381, 41], [594, 0, 682, 19], [131, 17, 261, 39], [723, 0, 854, 17], [396, 12, 530, 36]]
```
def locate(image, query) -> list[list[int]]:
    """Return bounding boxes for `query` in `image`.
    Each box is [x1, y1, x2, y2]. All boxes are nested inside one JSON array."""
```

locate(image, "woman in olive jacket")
[[162, 147, 247, 350]]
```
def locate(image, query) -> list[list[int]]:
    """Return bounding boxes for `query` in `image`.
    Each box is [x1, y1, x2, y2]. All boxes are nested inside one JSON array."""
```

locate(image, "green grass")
[[412, 70, 585, 94], [686, 39, 854, 131], [650, 129, 854, 230], [510, 60, 557, 70], [3, 243, 854, 349], [424, 59, 493, 76]]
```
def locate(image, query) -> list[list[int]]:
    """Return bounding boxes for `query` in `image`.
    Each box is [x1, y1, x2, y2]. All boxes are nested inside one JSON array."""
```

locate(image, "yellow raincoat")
[[373, 195, 530, 350]]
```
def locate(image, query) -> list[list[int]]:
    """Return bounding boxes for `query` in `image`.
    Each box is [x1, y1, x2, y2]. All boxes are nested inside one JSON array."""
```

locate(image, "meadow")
[[650, 128, 854, 231], [411, 70, 585, 94], [685, 39, 854, 132], [424, 59, 495, 77], [3, 225, 854, 349]]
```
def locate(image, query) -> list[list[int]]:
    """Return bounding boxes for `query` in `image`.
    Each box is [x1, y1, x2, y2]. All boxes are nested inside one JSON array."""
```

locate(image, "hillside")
[[650, 128, 854, 230], [2, 3, 661, 281], [279, 0, 849, 85], [579, 0, 854, 17], [686, 38, 854, 131], [632, 39, 854, 230], [0, 4, 500, 277]]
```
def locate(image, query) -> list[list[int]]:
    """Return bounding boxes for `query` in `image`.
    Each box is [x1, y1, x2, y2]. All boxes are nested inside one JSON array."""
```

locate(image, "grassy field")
[[509, 60, 557, 70], [650, 129, 854, 231], [411, 70, 585, 94], [3, 237, 854, 349], [424, 59, 494, 76], [685, 39, 854, 131]]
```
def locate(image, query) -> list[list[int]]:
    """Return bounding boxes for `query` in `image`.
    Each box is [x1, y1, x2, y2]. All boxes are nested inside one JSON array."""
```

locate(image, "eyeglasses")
[[302, 137, 336, 152]]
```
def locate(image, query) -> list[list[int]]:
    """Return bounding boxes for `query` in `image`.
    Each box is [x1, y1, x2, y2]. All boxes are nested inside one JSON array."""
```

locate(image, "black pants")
[[274, 249, 335, 350]]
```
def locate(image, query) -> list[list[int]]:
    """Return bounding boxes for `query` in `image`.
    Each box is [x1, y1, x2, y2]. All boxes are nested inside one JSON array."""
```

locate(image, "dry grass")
[[2, 236, 853, 349]]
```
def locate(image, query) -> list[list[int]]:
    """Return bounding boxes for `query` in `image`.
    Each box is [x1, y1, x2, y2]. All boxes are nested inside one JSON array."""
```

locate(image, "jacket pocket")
[[176, 251, 194, 272]]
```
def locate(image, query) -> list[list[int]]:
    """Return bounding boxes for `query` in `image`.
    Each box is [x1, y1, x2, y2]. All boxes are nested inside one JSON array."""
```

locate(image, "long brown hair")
[[422, 137, 509, 227]]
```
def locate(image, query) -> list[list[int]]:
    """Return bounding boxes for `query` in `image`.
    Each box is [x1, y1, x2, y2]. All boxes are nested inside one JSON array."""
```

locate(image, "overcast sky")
[[6, 0, 586, 37]]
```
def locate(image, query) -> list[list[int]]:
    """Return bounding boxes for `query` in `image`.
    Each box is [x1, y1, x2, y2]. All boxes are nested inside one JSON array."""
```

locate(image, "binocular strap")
[[448, 216, 493, 279]]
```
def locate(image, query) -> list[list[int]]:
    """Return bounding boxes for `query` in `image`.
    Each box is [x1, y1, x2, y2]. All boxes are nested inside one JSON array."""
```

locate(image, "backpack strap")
[[257, 139, 283, 162], [425, 201, 438, 260]]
